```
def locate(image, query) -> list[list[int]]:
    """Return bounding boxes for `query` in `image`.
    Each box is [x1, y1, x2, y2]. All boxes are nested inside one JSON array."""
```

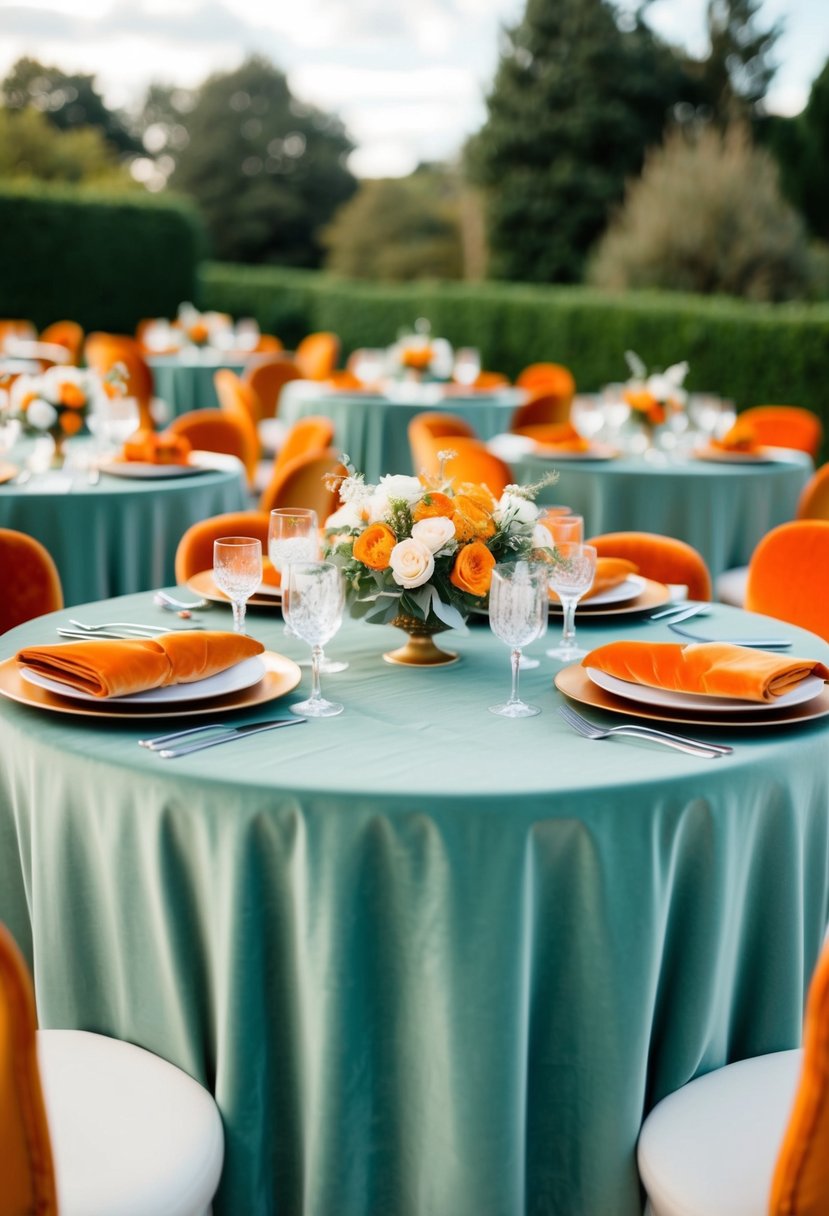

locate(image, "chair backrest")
[[410, 433, 512, 498], [0, 529, 64, 634], [797, 464, 829, 521], [474, 371, 510, 390], [769, 943, 829, 1216], [408, 413, 479, 475], [0, 923, 59, 1216], [169, 408, 258, 485], [738, 406, 823, 460], [84, 333, 155, 428], [274, 417, 335, 474], [212, 370, 261, 479], [745, 520, 829, 641], [294, 332, 340, 381], [588, 531, 712, 601], [241, 355, 302, 421], [511, 393, 574, 431], [40, 321, 84, 365], [174, 511, 271, 582], [260, 448, 347, 518], [516, 362, 576, 400]]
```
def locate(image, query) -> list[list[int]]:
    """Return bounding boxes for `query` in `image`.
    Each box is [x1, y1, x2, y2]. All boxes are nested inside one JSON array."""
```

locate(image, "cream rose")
[[495, 491, 539, 526], [389, 537, 435, 588], [411, 516, 455, 553], [26, 398, 58, 430], [532, 523, 554, 549], [377, 474, 423, 505], [325, 501, 364, 531]]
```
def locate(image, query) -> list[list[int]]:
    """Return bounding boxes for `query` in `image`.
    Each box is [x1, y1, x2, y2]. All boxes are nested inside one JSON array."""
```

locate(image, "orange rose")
[[450, 540, 496, 597], [454, 482, 496, 511], [189, 321, 209, 344], [624, 389, 665, 425], [59, 382, 86, 408], [452, 494, 496, 542], [413, 492, 454, 521], [352, 523, 396, 570], [401, 345, 432, 371], [59, 409, 83, 435]]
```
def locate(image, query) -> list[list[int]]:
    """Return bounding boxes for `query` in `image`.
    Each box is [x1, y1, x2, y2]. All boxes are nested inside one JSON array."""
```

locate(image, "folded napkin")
[[122, 429, 192, 465], [16, 631, 264, 699], [583, 640, 829, 703], [549, 557, 637, 604], [261, 557, 281, 589], [710, 421, 758, 453]]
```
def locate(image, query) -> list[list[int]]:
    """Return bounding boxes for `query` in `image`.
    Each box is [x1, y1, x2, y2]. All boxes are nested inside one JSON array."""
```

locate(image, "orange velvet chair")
[[260, 448, 347, 518], [40, 320, 84, 365], [175, 511, 271, 582], [737, 406, 823, 460], [473, 371, 510, 390], [84, 332, 155, 429], [169, 408, 258, 486], [212, 369, 261, 476], [410, 433, 513, 498], [242, 355, 302, 422], [251, 333, 283, 354], [0, 529, 64, 634], [294, 332, 341, 381], [745, 519, 829, 641], [797, 463, 829, 520], [588, 532, 712, 601], [511, 393, 578, 444], [258, 416, 335, 508], [516, 362, 576, 399], [408, 412, 478, 474]]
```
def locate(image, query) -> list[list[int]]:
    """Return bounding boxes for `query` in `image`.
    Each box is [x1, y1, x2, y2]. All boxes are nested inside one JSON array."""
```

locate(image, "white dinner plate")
[[254, 582, 282, 599], [693, 445, 800, 465], [534, 443, 618, 461], [99, 450, 241, 479], [585, 667, 826, 714], [20, 655, 267, 706], [573, 574, 644, 609]]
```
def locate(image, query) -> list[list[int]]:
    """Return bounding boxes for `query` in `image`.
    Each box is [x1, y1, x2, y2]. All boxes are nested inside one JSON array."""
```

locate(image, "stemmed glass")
[[547, 513, 584, 544], [488, 562, 549, 718], [453, 348, 481, 388], [283, 561, 345, 718], [268, 508, 348, 672], [546, 542, 597, 661], [213, 537, 263, 635]]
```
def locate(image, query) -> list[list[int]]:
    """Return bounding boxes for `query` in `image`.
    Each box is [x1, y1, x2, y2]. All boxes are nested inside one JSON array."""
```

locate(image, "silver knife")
[[668, 622, 793, 649], [650, 603, 710, 622], [158, 716, 306, 758]]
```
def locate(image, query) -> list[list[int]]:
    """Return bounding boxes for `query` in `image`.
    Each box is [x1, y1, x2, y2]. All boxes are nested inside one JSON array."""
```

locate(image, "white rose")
[[26, 398, 58, 430], [325, 501, 364, 531], [377, 474, 423, 505], [389, 538, 435, 588], [495, 491, 539, 526], [411, 516, 455, 553], [532, 523, 554, 549], [367, 492, 391, 523]]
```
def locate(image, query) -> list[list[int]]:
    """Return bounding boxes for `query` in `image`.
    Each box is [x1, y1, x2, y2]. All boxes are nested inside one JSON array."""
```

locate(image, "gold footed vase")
[[383, 614, 460, 667], [50, 433, 67, 469]]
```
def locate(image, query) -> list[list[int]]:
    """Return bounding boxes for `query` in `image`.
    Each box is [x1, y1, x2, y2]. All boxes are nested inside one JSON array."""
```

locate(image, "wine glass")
[[547, 513, 584, 544], [488, 562, 549, 718], [570, 394, 605, 441], [213, 537, 263, 635], [269, 508, 349, 673], [283, 561, 345, 717], [453, 348, 481, 388], [546, 542, 597, 661], [91, 395, 141, 452]]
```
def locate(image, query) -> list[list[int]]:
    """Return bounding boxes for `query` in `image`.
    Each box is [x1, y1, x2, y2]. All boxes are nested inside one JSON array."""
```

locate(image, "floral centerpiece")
[[622, 351, 689, 441], [324, 457, 556, 665], [2, 365, 122, 466], [387, 318, 453, 385]]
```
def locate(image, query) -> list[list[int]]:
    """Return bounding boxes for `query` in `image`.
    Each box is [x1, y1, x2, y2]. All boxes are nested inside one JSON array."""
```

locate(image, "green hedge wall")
[[0, 185, 204, 332], [200, 261, 829, 428]]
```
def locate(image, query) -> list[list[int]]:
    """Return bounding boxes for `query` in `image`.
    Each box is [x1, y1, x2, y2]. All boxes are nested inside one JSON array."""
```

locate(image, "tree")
[[0, 106, 133, 186], [762, 58, 829, 243], [2, 56, 139, 154], [168, 56, 356, 266], [588, 125, 816, 301], [699, 0, 782, 124], [322, 167, 465, 281], [467, 0, 695, 283]]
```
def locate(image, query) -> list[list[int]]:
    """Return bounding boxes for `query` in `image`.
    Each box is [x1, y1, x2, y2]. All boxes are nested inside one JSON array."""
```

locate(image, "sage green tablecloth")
[[279, 381, 525, 480], [511, 450, 812, 579], [148, 355, 246, 418], [1, 597, 828, 1216], [0, 452, 247, 605]]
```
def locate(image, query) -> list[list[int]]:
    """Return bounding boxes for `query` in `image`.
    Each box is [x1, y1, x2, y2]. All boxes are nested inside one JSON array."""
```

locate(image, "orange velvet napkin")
[[261, 557, 281, 589], [16, 631, 264, 699], [710, 421, 759, 453], [549, 557, 637, 604], [584, 640, 829, 703], [122, 429, 192, 465]]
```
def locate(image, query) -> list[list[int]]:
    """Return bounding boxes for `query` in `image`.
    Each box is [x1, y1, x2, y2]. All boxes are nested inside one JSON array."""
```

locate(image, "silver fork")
[[68, 618, 201, 634], [558, 704, 732, 759]]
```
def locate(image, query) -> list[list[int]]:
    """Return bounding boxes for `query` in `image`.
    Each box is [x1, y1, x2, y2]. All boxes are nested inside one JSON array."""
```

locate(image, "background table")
[[1, 596, 827, 1215], [0, 449, 247, 605], [280, 382, 525, 480], [511, 449, 812, 578], [148, 354, 246, 418]]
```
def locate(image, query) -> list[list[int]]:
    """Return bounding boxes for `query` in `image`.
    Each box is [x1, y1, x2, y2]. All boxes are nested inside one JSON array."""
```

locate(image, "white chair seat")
[[638, 1049, 801, 1216], [38, 1029, 223, 1216], [715, 565, 748, 606]]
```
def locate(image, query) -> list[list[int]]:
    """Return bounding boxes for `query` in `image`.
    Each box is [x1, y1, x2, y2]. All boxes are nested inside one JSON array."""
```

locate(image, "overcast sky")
[[1, 0, 827, 176]]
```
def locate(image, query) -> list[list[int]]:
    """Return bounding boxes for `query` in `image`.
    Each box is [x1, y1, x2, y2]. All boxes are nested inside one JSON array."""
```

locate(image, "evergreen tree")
[[467, 0, 692, 283]]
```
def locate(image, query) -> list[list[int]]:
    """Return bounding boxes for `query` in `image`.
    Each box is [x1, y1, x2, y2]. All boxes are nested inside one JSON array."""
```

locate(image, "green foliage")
[[168, 56, 356, 267], [322, 169, 464, 281], [2, 56, 140, 154], [763, 59, 829, 244], [0, 184, 204, 331], [588, 125, 817, 301], [200, 261, 829, 447], [466, 0, 694, 283], [699, 0, 781, 124], [0, 107, 133, 186]]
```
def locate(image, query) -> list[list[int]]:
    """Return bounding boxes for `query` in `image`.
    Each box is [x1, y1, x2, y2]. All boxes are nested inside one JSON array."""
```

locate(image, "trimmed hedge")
[[0, 184, 204, 332], [200, 261, 829, 433]]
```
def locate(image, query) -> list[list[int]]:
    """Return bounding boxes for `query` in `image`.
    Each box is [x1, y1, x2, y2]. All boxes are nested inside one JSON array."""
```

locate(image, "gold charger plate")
[[0, 650, 301, 720], [555, 664, 829, 729], [187, 569, 282, 608], [0, 461, 19, 485], [552, 577, 670, 617]]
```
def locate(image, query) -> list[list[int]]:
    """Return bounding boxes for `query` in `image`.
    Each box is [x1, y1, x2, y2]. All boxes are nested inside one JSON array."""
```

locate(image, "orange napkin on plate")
[[583, 640, 829, 703], [261, 557, 281, 589], [549, 557, 637, 604], [16, 631, 264, 699], [710, 421, 759, 453], [122, 429, 192, 465]]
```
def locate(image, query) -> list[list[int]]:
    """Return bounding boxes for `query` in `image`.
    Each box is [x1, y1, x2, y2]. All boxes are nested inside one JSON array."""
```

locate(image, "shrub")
[[0, 183, 204, 331]]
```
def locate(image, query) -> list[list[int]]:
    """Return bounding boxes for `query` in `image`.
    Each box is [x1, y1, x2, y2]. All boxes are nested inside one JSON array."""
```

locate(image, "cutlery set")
[[558, 704, 732, 760], [57, 618, 204, 641], [139, 717, 305, 758]]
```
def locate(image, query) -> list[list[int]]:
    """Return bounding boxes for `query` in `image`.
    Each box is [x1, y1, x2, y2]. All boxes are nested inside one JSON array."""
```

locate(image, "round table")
[[511, 449, 813, 579], [148, 354, 247, 419], [279, 381, 526, 481], [1, 595, 827, 1216], [0, 446, 248, 605]]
